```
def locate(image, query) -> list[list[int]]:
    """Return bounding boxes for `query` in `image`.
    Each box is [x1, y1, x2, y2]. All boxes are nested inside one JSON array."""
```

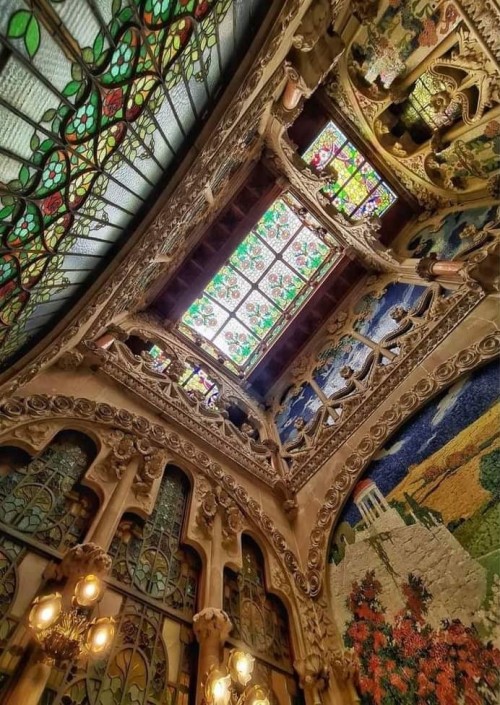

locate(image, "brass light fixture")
[[28, 574, 115, 664], [205, 649, 270, 705]]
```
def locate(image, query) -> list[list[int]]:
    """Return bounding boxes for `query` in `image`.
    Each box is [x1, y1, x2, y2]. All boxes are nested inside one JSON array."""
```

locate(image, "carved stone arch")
[[306, 329, 500, 595], [0, 395, 310, 598]]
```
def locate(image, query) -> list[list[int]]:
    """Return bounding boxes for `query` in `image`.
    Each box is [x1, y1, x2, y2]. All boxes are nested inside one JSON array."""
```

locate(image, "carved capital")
[[56, 349, 84, 371], [193, 608, 232, 644], [294, 654, 330, 692], [44, 542, 112, 582], [196, 486, 244, 544], [460, 240, 500, 293], [107, 324, 128, 342]]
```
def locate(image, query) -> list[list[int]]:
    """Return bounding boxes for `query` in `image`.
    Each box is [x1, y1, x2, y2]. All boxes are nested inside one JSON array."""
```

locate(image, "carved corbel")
[[460, 240, 500, 293], [133, 450, 165, 500], [43, 542, 112, 583], [196, 485, 244, 547], [94, 430, 137, 482], [56, 349, 84, 371], [273, 478, 298, 521]]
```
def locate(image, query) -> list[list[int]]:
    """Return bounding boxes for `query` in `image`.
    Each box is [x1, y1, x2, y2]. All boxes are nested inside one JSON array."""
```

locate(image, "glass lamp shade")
[[245, 684, 270, 705], [228, 650, 255, 686], [85, 616, 115, 655], [29, 593, 62, 631], [74, 574, 103, 607], [205, 670, 232, 705]]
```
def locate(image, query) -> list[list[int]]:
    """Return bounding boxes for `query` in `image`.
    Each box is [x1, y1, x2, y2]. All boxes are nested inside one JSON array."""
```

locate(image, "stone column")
[[88, 457, 139, 549], [416, 255, 464, 282], [193, 608, 232, 705], [2, 652, 53, 705]]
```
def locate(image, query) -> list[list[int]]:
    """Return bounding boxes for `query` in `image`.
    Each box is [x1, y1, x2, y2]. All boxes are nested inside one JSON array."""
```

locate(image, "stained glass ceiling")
[[303, 121, 397, 219], [179, 192, 341, 375], [0, 0, 268, 370]]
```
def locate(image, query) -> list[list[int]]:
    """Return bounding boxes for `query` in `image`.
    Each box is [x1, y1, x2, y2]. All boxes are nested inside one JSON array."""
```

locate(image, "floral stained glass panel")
[[303, 121, 397, 219], [0, 0, 270, 368], [179, 193, 341, 373]]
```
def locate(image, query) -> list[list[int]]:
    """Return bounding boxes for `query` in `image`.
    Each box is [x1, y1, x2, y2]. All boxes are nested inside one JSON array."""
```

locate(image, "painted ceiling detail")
[[179, 192, 342, 375], [0, 0, 268, 369], [303, 121, 397, 219]]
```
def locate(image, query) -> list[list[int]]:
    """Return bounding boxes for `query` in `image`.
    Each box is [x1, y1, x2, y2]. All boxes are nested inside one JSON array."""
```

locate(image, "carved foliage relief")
[[328, 0, 500, 203], [327, 359, 500, 704]]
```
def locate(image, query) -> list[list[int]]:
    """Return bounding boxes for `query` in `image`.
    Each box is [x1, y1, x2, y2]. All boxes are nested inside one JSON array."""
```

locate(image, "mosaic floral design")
[[328, 361, 500, 704], [0, 0, 267, 367], [303, 122, 397, 219], [180, 193, 340, 373]]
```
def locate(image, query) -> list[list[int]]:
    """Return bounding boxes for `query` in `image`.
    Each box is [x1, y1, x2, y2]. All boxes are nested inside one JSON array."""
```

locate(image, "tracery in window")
[[0, 431, 98, 551], [149, 344, 219, 406], [223, 536, 292, 667], [46, 598, 196, 705], [303, 121, 397, 219], [109, 465, 199, 618], [179, 193, 341, 374]]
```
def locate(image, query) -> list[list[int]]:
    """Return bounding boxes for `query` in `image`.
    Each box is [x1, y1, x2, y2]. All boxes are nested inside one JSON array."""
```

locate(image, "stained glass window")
[[149, 344, 219, 406], [46, 598, 196, 705], [303, 121, 397, 219], [223, 536, 292, 667], [401, 72, 461, 133], [179, 193, 340, 374], [0, 0, 270, 369], [109, 465, 199, 618], [0, 432, 98, 551]]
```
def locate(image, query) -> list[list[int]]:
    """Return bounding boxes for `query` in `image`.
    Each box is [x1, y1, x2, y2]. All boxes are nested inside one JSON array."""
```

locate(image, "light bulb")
[[228, 650, 254, 686], [86, 617, 115, 655], [74, 575, 102, 607], [29, 593, 62, 631], [205, 671, 231, 705]]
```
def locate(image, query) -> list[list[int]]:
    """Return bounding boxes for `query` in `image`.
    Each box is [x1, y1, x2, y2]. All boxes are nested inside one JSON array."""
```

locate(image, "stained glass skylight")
[[178, 193, 341, 374], [303, 121, 397, 219]]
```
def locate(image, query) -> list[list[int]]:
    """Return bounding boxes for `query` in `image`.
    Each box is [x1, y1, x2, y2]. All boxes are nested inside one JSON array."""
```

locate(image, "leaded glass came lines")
[[179, 193, 341, 373], [223, 537, 292, 668], [48, 598, 196, 705], [0, 432, 97, 551], [109, 466, 199, 617], [0, 0, 269, 368], [149, 344, 220, 406], [303, 121, 397, 219]]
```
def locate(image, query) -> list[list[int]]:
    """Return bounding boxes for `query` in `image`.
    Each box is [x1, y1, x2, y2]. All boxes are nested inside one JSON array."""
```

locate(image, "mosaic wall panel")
[[328, 360, 500, 704], [396, 205, 499, 260]]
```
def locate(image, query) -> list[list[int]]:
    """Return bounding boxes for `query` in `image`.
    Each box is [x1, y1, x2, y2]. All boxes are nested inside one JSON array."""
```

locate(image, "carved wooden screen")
[[223, 536, 291, 667], [0, 534, 26, 692], [109, 465, 199, 617], [0, 431, 97, 551]]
